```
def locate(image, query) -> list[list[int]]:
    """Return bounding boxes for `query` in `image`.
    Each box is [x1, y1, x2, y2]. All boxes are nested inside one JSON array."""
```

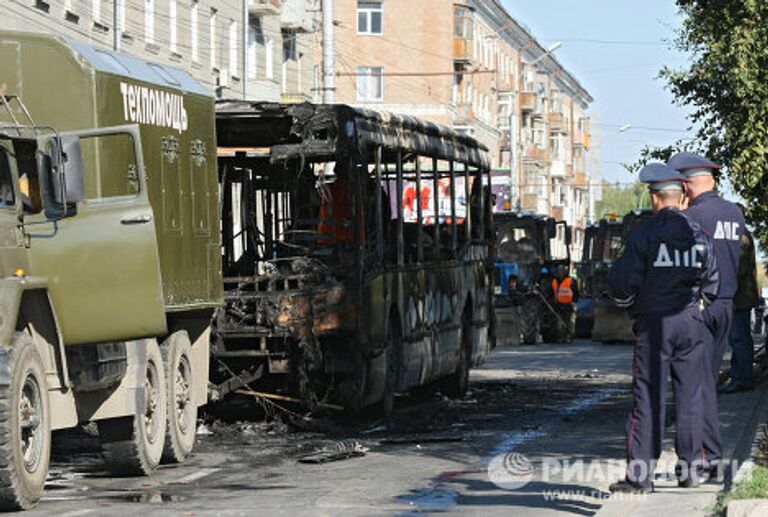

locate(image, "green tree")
[[653, 1, 768, 248], [595, 181, 650, 218]]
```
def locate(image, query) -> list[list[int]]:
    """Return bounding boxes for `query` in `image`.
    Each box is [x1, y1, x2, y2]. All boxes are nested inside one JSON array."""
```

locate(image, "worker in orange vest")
[[550, 265, 579, 342]]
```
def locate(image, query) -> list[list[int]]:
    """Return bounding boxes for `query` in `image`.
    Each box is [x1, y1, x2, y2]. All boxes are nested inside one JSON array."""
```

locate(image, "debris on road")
[[298, 440, 369, 464], [235, 389, 345, 412], [378, 436, 465, 445]]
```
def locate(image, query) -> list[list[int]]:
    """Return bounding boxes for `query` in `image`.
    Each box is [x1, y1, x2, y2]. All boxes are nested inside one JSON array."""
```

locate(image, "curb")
[[726, 385, 768, 492], [726, 499, 768, 517]]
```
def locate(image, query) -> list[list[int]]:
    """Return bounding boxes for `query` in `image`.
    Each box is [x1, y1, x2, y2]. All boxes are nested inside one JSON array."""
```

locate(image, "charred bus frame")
[[212, 103, 494, 412]]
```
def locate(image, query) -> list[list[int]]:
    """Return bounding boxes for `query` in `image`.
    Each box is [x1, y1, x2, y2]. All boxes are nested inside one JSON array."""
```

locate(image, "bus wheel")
[[379, 317, 402, 417], [99, 340, 167, 476], [442, 307, 472, 398], [0, 332, 51, 511], [161, 332, 196, 463]]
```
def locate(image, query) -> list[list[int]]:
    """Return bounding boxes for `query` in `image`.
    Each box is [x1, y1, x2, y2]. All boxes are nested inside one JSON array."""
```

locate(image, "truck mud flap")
[[591, 298, 634, 343]]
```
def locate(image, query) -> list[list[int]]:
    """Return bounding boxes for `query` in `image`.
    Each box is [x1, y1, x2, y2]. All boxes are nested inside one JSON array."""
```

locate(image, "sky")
[[501, 0, 694, 186]]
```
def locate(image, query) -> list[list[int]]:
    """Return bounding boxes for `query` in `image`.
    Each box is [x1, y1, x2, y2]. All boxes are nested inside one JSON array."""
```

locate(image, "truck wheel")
[[378, 315, 402, 417], [161, 332, 196, 463], [0, 332, 51, 511], [99, 340, 167, 476], [441, 306, 472, 398]]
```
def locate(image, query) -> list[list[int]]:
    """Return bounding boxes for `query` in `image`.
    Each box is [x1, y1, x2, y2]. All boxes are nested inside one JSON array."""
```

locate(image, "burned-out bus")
[[212, 103, 494, 414]]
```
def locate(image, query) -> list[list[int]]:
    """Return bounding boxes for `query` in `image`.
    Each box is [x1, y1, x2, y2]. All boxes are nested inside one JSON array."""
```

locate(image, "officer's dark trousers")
[[729, 309, 754, 387], [702, 298, 733, 464], [626, 307, 706, 487]]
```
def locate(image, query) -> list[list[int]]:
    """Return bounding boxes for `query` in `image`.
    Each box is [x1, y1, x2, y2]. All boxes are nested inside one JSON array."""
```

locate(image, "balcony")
[[522, 194, 540, 212], [520, 92, 538, 112], [250, 0, 281, 15], [454, 103, 474, 125], [575, 171, 587, 185], [573, 128, 590, 149], [280, 92, 312, 104], [551, 159, 567, 177], [523, 145, 550, 164], [453, 37, 474, 64], [548, 112, 568, 134]]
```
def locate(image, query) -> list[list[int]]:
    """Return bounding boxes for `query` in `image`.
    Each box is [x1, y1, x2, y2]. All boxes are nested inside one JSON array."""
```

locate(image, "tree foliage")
[[595, 181, 650, 219], [659, 1, 768, 248]]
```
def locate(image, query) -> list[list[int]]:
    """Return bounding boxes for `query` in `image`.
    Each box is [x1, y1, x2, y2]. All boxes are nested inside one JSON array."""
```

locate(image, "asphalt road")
[[20, 339, 647, 516]]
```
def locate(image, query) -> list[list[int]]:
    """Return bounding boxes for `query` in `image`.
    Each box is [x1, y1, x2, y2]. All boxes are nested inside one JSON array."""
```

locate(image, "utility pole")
[[508, 91, 518, 210], [322, 0, 336, 103], [113, 0, 121, 51], [243, 0, 248, 101]]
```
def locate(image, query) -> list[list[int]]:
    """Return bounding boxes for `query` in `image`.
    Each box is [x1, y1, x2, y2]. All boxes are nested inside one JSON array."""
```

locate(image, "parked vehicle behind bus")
[[578, 210, 653, 342], [211, 102, 495, 414], [493, 212, 571, 344]]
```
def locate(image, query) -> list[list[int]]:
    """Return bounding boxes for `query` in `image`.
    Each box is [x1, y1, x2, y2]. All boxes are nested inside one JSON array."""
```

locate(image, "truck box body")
[[0, 31, 222, 344]]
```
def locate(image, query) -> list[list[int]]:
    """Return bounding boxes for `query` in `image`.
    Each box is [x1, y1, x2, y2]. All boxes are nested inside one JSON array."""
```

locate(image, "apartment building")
[[2, 0, 318, 102], [326, 0, 594, 249]]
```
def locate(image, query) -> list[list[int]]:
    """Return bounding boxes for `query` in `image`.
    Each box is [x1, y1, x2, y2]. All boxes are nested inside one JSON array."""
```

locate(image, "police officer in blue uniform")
[[667, 152, 744, 476], [608, 163, 719, 493]]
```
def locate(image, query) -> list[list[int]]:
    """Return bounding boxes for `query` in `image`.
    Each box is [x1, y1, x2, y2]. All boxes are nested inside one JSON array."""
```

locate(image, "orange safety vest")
[[318, 178, 365, 244], [552, 277, 574, 304]]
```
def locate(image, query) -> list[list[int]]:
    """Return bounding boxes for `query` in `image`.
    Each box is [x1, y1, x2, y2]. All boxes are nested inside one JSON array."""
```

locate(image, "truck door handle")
[[121, 213, 153, 225]]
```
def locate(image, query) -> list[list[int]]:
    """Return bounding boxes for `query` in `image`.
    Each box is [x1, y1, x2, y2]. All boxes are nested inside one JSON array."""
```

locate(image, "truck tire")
[[0, 332, 51, 511], [521, 323, 538, 345], [378, 314, 402, 417], [441, 306, 472, 398], [98, 340, 167, 476], [520, 299, 539, 344], [161, 332, 196, 463]]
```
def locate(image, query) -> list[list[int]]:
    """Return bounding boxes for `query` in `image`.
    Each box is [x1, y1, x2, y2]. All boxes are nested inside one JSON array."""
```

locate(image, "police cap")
[[639, 162, 687, 191], [666, 152, 721, 178]]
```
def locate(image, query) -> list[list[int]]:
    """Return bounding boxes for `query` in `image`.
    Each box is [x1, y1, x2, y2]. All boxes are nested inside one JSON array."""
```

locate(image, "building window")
[[265, 38, 274, 79], [92, 0, 101, 23], [357, 2, 383, 35], [247, 18, 264, 79], [169, 0, 178, 53], [283, 32, 297, 62], [117, 0, 126, 32], [356, 66, 383, 102], [454, 6, 473, 39], [228, 20, 238, 77], [210, 9, 217, 69], [313, 65, 320, 103], [144, 0, 155, 44], [282, 31, 297, 93], [191, 1, 199, 61]]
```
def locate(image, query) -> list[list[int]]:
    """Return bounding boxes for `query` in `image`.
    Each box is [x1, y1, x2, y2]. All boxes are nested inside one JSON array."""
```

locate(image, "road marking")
[[172, 468, 220, 484], [61, 509, 94, 516]]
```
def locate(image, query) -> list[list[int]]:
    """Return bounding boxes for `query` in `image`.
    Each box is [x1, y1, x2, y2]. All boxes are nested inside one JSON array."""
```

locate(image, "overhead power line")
[[336, 70, 497, 77]]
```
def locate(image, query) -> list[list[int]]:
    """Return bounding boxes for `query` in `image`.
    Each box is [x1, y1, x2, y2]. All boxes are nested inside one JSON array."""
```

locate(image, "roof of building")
[[477, 0, 593, 107]]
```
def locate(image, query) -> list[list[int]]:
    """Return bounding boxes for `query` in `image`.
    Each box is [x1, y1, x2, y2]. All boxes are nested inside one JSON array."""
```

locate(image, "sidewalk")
[[597, 381, 768, 517], [434, 342, 768, 516]]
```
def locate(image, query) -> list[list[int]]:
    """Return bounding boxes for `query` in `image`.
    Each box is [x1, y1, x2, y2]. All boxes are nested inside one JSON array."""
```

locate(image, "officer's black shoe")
[[677, 477, 701, 488], [717, 380, 754, 394], [704, 462, 725, 483], [609, 479, 653, 494]]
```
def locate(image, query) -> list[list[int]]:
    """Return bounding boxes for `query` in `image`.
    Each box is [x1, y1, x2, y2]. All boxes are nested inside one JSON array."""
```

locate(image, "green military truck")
[[0, 32, 221, 509]]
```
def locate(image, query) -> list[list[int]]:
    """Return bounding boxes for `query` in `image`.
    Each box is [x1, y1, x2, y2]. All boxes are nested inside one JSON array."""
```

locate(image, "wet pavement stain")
[[97, 492, 186, 504]]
